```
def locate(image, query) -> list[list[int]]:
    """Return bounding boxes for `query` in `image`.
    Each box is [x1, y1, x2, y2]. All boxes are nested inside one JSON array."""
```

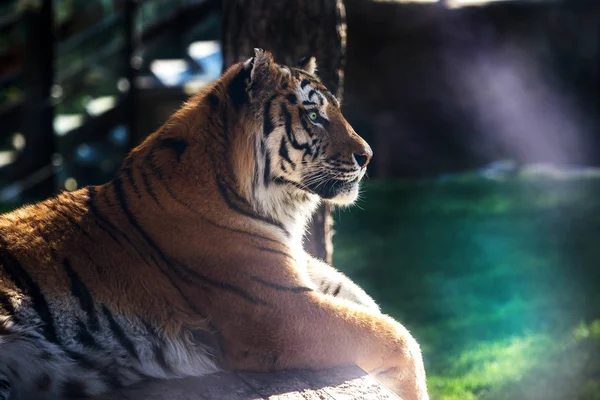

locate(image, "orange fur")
[[0, 51, 428, 400]]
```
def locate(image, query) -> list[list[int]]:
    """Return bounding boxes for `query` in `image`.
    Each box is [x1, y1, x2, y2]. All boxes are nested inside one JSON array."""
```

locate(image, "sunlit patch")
[[451, 45, 588, 165]]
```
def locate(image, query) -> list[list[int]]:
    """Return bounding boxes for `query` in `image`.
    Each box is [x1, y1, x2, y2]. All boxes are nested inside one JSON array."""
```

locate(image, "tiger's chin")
[[327, 184, 360, 206], [305, 177, 361, 206]]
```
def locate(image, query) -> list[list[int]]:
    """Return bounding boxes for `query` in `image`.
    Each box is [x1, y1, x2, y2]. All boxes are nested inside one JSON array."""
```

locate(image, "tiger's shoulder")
[[0, 189, 92, 269]]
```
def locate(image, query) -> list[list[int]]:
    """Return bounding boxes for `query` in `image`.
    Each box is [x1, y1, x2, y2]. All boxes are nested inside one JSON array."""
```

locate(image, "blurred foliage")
[[333, 174, 600, 399], [55, 0, 116, 27]]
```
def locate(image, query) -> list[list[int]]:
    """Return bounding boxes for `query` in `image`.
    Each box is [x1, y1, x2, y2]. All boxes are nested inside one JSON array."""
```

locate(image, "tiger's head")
[[148, 49, 373, 241], [228, 49, 372, 213]]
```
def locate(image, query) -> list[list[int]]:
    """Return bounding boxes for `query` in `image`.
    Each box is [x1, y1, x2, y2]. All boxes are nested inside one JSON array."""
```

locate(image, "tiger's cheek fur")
[[261, 81, 331, 187]]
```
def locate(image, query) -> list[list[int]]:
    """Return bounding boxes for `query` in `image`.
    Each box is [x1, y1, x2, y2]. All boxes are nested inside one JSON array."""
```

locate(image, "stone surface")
[[90, 366, 401, 400]]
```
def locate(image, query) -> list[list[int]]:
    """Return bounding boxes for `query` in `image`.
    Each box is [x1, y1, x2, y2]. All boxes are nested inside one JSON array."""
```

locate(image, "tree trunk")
[[221, 0, 347, 264]]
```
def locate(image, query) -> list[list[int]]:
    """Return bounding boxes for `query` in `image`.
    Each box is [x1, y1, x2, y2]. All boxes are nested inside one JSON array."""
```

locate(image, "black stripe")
[[215, 178, 288, 235], [279, 137, 296, 169], [113, 178, 188, 282], [332, 284, 342, 297], [281, 104, 312, 156], [90, 218, 121, 247], [145, 151, 165, 180], [62, 258, 100, 331], [0, 290, 15, 317], [159, 137, 188, 162], [90, 190, 210, 321], [263, 152, 272, 186], [114, 177, 268, 306], [75, 319, 103, 350], [252, 141, 265, 199], [0, 324, 11, 337], [299, 110, 315, 138], [64, 347, 122, 389], [273, 176, 315, 195], [0, 239, 60, 345], [218, 176, 251, 206], [252, 276, 313, 293], [302, 100, 316, 106], [121, 166, 142, 199], [102, 305, 140, 361], [111, 177, 170, 260], [89, 186, 212, 342], [301, 79, 310, 89], [285, 93, 297, 104], [86, 187, 126, 246], [312, 145, 320, 160], [323, 284, 331, 294], [228, 64, 251, 108], [255, 246, 295, 260], [296, 56, 311, 70], [87, 187, 164, 271], [140, 167, 165, 210], [158, 180, 282, 246], [313, 113, 330, 127], [177, 262, 268, 305], [46, 203, 92, 239], [263, 95, 276, 137], [206, 92, 219, 110]]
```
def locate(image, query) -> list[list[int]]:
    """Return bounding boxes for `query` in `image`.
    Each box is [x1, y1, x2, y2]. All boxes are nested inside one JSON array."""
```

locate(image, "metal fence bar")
[[124, 0, 138, 150], [19, 0, 55, 199]]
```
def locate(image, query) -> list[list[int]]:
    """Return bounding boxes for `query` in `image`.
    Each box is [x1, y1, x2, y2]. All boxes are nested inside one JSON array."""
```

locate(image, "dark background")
[[1, 1, 600, 398]]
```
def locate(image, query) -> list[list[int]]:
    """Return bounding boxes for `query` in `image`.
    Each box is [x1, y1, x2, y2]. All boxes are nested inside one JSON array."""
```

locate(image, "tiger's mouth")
[[274, 172, 362, 205], [304, 176, 360, 200]]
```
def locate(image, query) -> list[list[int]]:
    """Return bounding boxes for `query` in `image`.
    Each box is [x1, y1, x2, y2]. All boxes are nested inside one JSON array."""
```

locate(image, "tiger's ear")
[[243, 48, 277, 86], [296, 56, 317, 75], [250, 48, 275, 82], [238, 48, 280, 103]]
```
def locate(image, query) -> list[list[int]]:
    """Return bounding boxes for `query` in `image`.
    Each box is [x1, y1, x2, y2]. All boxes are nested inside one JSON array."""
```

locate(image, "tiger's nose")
[[353, 147, 373, 168]]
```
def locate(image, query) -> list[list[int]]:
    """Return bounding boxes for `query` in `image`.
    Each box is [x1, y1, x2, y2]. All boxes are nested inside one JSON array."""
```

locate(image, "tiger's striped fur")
[[0, 49, 428, 400]]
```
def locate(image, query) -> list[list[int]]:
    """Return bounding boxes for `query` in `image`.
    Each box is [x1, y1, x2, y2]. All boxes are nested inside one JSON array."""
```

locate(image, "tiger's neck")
[[225, 115, 321, 254], [253, 182, 321, 252]]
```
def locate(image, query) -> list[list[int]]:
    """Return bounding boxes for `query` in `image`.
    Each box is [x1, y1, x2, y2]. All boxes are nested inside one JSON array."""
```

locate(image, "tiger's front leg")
[[305, 254, 380, 313], [217, 276, 428, 400]]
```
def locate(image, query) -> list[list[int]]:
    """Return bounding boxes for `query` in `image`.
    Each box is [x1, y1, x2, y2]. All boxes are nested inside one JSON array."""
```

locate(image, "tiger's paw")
[[371, 322, 429, 400], [374, 365, 428, 400]]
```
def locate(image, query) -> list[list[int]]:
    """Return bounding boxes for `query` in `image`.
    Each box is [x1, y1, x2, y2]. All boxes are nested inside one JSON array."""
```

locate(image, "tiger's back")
[[0, 189, 219, 399]]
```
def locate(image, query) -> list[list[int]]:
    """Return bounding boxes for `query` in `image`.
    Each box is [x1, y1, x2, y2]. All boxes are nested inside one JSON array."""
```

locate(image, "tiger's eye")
[[308, 111, 318, 121]]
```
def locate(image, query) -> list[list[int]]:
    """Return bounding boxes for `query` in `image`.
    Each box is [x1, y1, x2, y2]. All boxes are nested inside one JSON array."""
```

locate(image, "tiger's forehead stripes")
[[296, 80, 328, 109], [287, 67, 338, 105]]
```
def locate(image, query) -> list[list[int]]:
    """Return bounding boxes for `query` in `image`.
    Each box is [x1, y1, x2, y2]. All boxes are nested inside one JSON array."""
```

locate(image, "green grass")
[[333, 175, 600, 399]]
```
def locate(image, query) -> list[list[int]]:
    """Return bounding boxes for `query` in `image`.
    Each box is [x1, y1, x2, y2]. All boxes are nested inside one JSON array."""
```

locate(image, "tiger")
[[0, 49, 428, 400]]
